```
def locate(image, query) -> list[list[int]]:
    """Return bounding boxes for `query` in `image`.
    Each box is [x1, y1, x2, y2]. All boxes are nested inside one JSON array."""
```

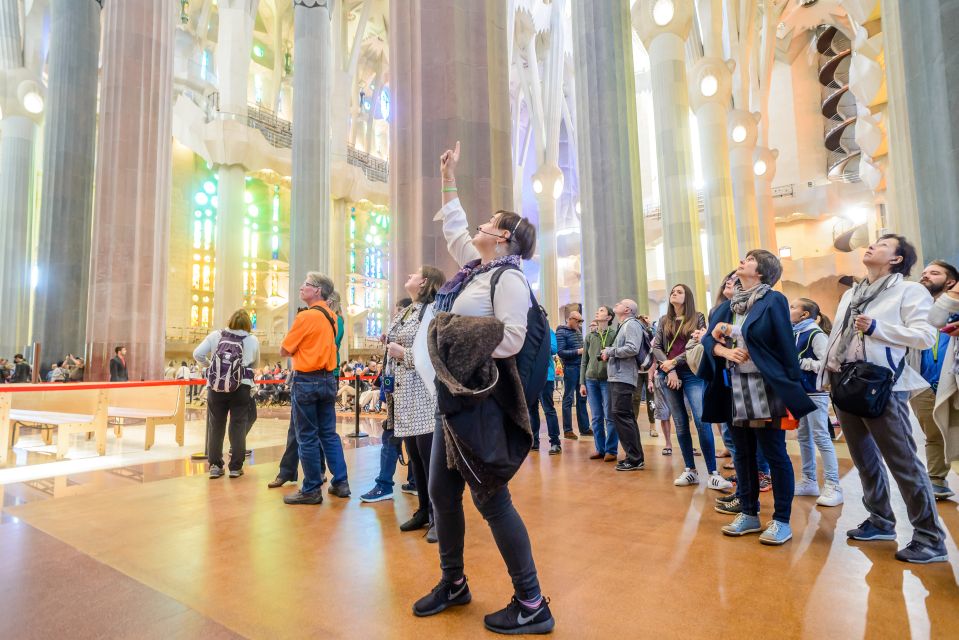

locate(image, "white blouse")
[[434, 198, 530, 358]]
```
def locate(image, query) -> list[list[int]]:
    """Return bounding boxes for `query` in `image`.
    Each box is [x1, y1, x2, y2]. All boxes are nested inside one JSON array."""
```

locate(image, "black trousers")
[[405, 432, 434, 516], [610, 381, 644, 463], [207, 387, 251, 471], [429, 410, 541, 600]]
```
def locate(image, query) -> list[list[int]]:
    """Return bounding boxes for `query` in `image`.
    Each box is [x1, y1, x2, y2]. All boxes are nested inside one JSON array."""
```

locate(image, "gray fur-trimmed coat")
[[428, 312, 533, 503]]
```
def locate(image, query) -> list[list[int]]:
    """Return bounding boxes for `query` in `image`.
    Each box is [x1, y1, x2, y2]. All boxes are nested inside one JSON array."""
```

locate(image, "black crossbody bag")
[[832, 301, 905, 419]]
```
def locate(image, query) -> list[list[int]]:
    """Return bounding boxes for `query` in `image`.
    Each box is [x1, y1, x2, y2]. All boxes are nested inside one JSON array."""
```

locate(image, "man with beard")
[[913, 260, 959, 499]]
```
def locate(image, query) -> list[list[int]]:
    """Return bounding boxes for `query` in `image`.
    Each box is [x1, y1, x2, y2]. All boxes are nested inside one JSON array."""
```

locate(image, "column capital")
[[294, 0, 332, 8], [728, 109, 761, 149], [633, 0, 693, 47], [688, 57, 735, 111], [752, 146, 779, 182]]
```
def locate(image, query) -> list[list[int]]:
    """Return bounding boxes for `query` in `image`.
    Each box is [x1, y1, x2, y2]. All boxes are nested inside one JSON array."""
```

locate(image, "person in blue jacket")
[[530, 327, 562, 454], [699, 250, 815, 546]]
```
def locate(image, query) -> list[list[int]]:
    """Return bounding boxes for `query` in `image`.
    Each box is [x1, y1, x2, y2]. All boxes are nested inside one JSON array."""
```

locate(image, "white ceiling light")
[[753, 160, 767, 176], [552, 175, 564, 200], [653, 0, 675, 26], [732, 125, 747, 143], [532, 178, 544, 194], [700, 74, 718, 97], [575, 201, 581, 215]]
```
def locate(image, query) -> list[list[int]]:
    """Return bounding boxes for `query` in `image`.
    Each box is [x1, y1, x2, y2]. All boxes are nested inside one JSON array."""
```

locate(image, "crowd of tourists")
[[187, 141, 958, 636]]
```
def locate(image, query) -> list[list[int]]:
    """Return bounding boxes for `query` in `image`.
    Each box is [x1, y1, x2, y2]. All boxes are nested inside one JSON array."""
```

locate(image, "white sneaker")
[[794, 478, 820, 497], [707, 472, 733, 492], [816, 482, 844, 507], [674, 468, 700, 486]]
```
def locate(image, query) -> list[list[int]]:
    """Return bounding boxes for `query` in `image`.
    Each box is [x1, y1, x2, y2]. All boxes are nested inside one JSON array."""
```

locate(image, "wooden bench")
[[107, 385, 186, 450], [0, 387, 108, 462]]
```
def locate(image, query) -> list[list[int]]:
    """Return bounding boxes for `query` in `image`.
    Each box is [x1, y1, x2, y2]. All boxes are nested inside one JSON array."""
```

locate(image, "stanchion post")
[[190, 382, 208, 460], [347, 373, 368, 438]]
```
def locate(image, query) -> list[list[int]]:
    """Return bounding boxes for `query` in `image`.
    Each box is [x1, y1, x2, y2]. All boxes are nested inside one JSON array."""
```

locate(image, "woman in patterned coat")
[[386, 265, 447, 537]]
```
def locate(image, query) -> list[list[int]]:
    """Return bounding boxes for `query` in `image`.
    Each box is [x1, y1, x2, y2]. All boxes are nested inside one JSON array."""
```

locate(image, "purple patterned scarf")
[[434, 254, 522, 313]]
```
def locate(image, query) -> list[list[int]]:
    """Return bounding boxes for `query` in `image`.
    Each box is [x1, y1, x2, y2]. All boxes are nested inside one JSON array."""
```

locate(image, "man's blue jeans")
[[585, 378, 617, 455], [291, 371, 347, 493], [660, 367, 716, 473], [561, 365, 590, 434], [530, 380, 561, 446]]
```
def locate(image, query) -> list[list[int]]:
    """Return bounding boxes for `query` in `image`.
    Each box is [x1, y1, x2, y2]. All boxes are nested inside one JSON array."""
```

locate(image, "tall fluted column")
[[571, 0, 647, 315], [0, 0, 20, 67], [636, 1, 705, 306], [86, 0, 175, 381], [288, 0, 333, 322], [32, 0, 101, 372], [532, 165, 562, 318], [390, 0, 513, 294], [213, 0, 258, 329], [728, 109, 761, 253], [0, 0, 34, 357], [752, 146, 779, 253], [689, 0, 738, 296], [0, 117, 36, 356]]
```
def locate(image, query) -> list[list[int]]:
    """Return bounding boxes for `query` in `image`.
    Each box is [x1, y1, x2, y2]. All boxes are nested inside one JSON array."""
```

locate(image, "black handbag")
[[832, 357, 905, 419]]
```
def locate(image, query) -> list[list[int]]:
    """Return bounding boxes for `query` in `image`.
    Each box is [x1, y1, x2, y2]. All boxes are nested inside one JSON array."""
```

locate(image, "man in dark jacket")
[[10, 354, 31, 383], [555, 310, 591, 438], [109, 346, 129, 382]]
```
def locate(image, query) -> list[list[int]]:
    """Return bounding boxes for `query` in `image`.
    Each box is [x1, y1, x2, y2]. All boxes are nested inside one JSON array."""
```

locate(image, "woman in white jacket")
[[819, 234, 946, 564]]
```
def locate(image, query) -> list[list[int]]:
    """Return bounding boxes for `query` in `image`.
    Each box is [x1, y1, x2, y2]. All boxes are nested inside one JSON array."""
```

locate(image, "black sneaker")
[[484, 596, 555, 635], [400, 509, 430, 532], [283, 489, 323, 505], [615, 459, 645, 472], [209, 465, 224, 479], [548, 444, 562, 455], [895, 541, 948, 564], [714, 496, 742, 515], [580, 429, 594, 437], [715, 493, 738, 505], [401, 482, 418, 495], [412, 577, 472, 617], [328, 481, 351, 498]]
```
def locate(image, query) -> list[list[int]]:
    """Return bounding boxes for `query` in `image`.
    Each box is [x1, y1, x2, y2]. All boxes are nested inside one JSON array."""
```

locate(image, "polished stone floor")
[[1, 411, 958, 639]]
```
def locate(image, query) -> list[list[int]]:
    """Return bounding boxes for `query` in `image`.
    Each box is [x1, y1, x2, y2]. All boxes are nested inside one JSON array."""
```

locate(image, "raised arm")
[[432, 141, 481, 266]]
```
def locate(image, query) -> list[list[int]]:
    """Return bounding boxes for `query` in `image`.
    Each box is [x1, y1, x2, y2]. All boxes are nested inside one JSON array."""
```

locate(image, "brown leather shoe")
[[563, 431, 578, 440], [268, 476, 292, 489], [604, 454, 617, 462], [589, 452, 604, 460]]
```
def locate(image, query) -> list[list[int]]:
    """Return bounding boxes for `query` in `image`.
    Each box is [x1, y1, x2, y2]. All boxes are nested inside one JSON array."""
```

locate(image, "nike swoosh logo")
[[517, 607, 543, 625], [448, 583, 468, 600]]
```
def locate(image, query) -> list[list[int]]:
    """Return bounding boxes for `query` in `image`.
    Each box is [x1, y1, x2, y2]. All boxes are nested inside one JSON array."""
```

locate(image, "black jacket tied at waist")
[[428, 312, 533, 504]]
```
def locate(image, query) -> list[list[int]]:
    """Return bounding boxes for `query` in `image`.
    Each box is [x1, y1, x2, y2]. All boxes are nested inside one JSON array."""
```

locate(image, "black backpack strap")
[[490, 264, 535, 307], [309, 305, 337, 333]]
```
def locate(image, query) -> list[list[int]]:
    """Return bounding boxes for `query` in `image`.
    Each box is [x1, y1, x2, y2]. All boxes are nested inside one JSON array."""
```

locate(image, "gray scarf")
[[730, 281, 771, 317], [826, 273, 902, 371]]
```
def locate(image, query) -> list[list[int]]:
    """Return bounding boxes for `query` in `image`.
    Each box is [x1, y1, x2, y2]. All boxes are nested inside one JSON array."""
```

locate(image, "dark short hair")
[[878, 234, 918, 277], [746, 250, 783, 286], [416, 266, 447, 304], [14, 353, 23, 359], [494, 210, 536, 261], [114, 346, 124, 355], [602, 305, 614, 319], [930, 260, 959, 284]]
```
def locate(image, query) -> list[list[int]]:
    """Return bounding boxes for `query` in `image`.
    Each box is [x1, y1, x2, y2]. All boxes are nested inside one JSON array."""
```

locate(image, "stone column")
[[288, 0, 333, 322], [752, 146, 779, 254], [728, 109, 762, 253], [390, 0, 513, 293], [532, 164, 562, 318], [213, 165, 248, 328], [636, 1, 706, 307], [689, 54, 739, 297], [213, 0, 258, 329], [31, 0, 101, 372], [887, 0, 959, 266], [0, 117, 35, 356], [86, 0, 175, 381], [0, 0, 19, 67], [0, 0, 34, 357], [571, 0, 647, 315]]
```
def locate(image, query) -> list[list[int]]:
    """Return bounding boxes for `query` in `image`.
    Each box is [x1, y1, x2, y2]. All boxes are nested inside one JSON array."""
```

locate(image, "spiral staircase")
[[817, 26, 861, 183]]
